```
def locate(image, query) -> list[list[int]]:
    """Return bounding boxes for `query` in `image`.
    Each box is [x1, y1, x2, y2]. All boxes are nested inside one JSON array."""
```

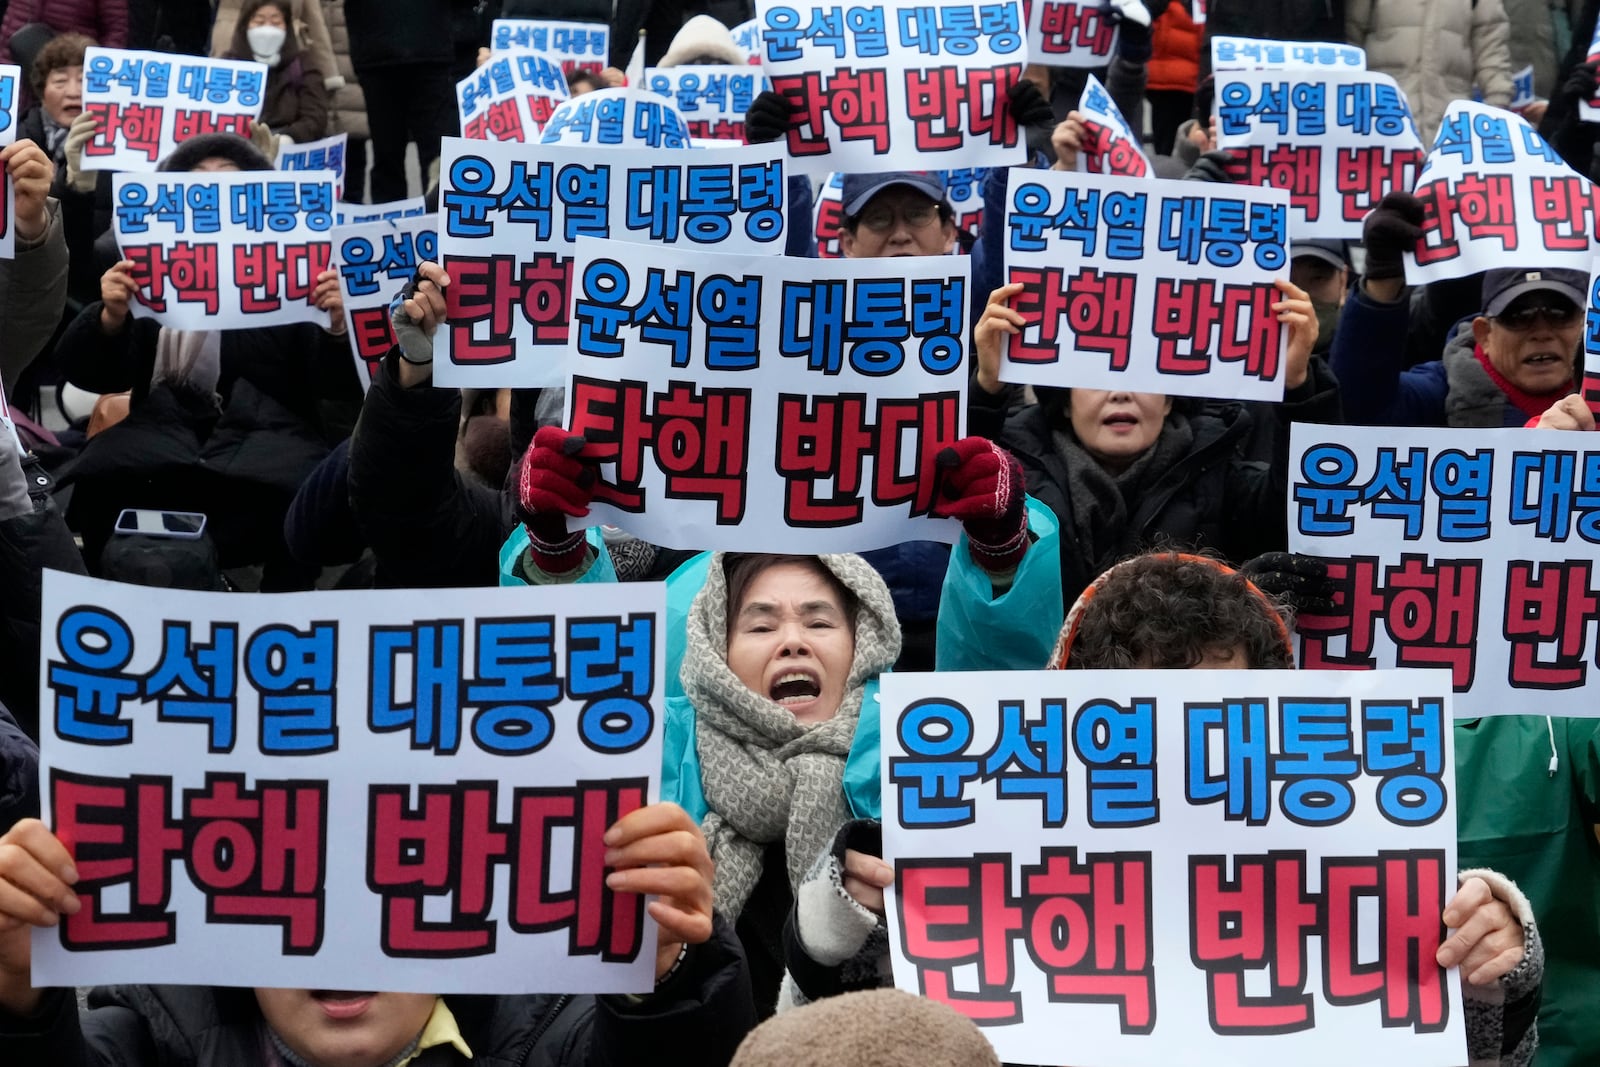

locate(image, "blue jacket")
[[936, 496, 1064, 672]]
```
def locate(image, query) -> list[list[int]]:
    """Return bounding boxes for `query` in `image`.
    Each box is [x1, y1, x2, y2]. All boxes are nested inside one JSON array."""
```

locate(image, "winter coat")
[[318, 0, 368, 140], [0, 702, 38, 829], [342, 0, 457, 70], [1503, 0, 1562, 98], [0, 196, 67, 386], [1200, 0, 1345, 76], [18, 107, 111, 306], [499, 0, 612, 20], [1456, 715, 1600, 1067], [219, 1, 329, 143], [1148, 1, 1202, 95], [0, 915, 758, 1066], [1346, 0, 1514, 145], [210, 0, 335, 93], [0, 0, 126, 63], [1328, 287, 1563, 427]]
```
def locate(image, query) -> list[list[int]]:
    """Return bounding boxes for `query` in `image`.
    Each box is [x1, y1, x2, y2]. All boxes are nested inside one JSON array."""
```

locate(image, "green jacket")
[[1455, 715, 1600, 1067]]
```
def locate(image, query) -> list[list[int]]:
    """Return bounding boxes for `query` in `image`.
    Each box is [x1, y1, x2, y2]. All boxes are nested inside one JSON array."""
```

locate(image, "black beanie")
[[159, 133, 274, 173]]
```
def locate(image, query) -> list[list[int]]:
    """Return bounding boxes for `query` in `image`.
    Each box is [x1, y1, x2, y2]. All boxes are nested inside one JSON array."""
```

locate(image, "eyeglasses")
[[855, 201, 941, 233], [1494, 303, 1582, 331]]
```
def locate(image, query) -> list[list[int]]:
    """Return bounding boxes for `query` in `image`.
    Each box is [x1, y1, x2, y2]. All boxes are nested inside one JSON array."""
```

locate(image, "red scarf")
[[1473, 344, 1574, 421]]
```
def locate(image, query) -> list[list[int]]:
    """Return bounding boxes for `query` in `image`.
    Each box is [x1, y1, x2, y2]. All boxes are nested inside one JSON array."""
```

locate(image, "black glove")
[[1182, 150, 1234, 184], [1561, 58, 1600, 104], [1006, 77, 1054, 129], [1361, 191, 1425, 281], [744, 89, 796, 145], [1239, 552, 1337, 618]]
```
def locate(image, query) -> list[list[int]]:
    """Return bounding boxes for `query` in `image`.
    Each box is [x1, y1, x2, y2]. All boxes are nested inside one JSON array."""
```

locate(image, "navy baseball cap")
[[840, 171, 950, 217], [1482, 268, 1587, 317]]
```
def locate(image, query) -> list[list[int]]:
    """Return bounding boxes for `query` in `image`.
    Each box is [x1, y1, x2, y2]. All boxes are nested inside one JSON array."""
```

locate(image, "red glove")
[[517, 426, 599, 574], [933, 437, 1028, 573]]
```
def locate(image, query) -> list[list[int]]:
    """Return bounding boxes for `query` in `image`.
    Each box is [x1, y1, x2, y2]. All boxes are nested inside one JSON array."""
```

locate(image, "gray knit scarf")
[[1053, 413, 1196, 577], [682, 553, 901, 920]]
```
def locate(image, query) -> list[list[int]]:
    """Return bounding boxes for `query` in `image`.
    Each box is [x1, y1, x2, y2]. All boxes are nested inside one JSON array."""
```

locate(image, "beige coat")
[[317, 0, 368, 141], [1347, 0, 1514, 146]]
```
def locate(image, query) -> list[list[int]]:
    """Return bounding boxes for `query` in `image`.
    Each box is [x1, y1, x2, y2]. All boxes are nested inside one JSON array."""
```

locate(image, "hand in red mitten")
[[933, 437, 1029, 573], [517, 426, 600, 574]]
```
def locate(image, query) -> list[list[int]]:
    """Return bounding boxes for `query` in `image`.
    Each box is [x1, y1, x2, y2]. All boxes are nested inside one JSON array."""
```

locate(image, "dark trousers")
[[354, 63, 458, 203]]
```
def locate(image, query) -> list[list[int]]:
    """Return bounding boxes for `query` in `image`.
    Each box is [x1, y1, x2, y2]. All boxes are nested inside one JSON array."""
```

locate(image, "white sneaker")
[[1106, 0, 1152, 26]]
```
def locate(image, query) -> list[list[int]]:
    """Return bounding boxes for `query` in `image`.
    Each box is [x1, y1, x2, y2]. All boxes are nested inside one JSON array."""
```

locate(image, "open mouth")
[[1524, 353, 1563, 366], [770, 670, 821, 706], [311, 991, 376, 1020], [1103, 412, 1139, 428]]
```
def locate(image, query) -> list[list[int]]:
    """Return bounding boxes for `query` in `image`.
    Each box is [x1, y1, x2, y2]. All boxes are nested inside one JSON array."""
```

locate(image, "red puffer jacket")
[[1148, 1, 1202, 94], [0, 0, 128, 63]]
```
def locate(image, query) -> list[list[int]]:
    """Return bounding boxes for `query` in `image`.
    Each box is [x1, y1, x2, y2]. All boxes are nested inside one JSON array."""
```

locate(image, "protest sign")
[[754, 0, 1028, 174], [277, 131, 348, 197], [1584, 259, 1600, 417], [491, 19, 610, 76], [457, 50, 568, 143], [1001, 168, 1290, 401], [1405, 100, 1600, 284], [881, 668, 1463, 1067], [816, 168, 984, 258], [436, 138, 789, 388], [538, 87, 694, 148], [112, 170, 336, 331], [564, 235, 968, 552], [337, 196, 428, 226], [1289, 422, 1600, 717], [1214, 69, 1424, 240], [1581, 20, 1600, 122], [0, 63, 17, 261], [81, 47, 266, 172], [945, 165, 985, 237], [1026, 0, 1118, 69], [1210, 36, 1365, 72], [641, 66, 768, 142], [729, 17, 765, 61], [34, 571, 666, 993], [1192, 0, 1206, 24], [1510, 64, 1537, 114], [1078, 72, 1151, 177], [333, 215, 438, 389], [816, 171, 846, 257]]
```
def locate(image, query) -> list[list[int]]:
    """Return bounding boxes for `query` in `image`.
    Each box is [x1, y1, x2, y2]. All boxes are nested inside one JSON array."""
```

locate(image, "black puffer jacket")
[[997, 359, 1341, 606], [1201, 0, 1346, 75], [0, 914, 757, 1065], [0, 702, 39, 831]]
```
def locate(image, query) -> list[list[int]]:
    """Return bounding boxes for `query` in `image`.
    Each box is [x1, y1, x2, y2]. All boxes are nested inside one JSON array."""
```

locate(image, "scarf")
[[1052, 413, 1197, 577], [683, 553, 900, 920], [1472, 343, 1573, 423], [152, 327, 222, 397], [42, 111, 68, 162]]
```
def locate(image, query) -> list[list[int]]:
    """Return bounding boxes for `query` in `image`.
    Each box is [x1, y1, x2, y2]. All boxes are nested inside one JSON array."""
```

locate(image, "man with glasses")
[[836, 171, 959, 259], [1329, 190, 1587, 427]]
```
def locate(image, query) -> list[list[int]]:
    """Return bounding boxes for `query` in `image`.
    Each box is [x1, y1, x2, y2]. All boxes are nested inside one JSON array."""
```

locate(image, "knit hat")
[[159, 133, 275, 173], [658, 13, 748, 67], [729, 989, 1000, 1067]]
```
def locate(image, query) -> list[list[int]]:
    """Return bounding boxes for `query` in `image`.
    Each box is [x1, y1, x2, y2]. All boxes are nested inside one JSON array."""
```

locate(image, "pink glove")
[[517, 426, 599, 574], [933, 437, 1029, 573]]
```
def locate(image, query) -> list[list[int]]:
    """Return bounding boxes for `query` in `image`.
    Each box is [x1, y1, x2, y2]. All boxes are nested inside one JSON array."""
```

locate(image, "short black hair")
[[722, 554, 859, 642], [1063, 553, 1293, 670]]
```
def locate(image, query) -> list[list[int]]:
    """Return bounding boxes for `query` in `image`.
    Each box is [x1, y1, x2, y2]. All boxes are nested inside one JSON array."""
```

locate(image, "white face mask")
[[247, 24, 287, 59]]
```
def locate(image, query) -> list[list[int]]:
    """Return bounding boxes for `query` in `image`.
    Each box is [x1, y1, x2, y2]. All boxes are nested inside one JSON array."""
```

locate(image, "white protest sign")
[[641, 66, 768, 142], [944, 165, 986, 237], [490, 18, 610, 75], [332, 215, 437, 390], [754, 0, 1028, 174], [1210, 36, 1365, 72], [1214, 69, 1424, 240], [337, 196, 428, 226], [1510, 64, 1537, 113], [436, 137, 789, 388], [112, 170, 336, 331], [1581, 20, 1600, 123], [35, 570, 666, 993], [1001, 168, 1290, 401], [1289, 423, 1600, 717], [728, 17, 765, 61], [81, 47, 267, 172], [457, 50, 569, 143], [1405, 100, 1600, 284], [1192, 0, 1206, 24], [0, 366, 20, 450], [277, 131, 348, 198], [538, 87, 694, 148], [0, 63, 17, 261], [816, 170, 847, 257], [564, 236, 968, 553], [1078, 72, 1151, 177], [881, 669, 1463, 1067], [1026, 0, 1118, 69]]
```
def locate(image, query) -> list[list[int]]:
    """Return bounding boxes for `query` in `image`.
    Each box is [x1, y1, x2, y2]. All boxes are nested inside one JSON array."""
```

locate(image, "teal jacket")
[[500, 500, 1062, 822]]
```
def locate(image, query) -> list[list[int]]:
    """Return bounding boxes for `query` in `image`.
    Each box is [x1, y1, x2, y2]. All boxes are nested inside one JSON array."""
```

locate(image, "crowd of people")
[[0, 1, 1598, 1065]]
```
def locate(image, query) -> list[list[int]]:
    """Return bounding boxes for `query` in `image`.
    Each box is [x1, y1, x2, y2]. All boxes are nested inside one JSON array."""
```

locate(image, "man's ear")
[[1472, 316, 1493, 348], [940, 219, 957, 255], [838, 226, 857, 258]]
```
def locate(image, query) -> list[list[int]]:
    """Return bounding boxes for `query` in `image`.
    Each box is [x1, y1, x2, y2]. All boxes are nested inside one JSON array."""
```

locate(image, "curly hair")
[[1061, 553, 1293, 670], [30, 33, 94, 96]]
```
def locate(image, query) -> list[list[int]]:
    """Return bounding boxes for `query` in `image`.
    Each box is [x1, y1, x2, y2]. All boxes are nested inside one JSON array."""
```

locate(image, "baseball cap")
[[840, 171, 949, 217], [1482, 268, 1588, 318], [1290, 239, 1351, 271]]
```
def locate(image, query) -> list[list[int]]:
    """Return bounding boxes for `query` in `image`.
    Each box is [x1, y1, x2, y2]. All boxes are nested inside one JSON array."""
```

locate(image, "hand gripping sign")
[[35, 570, 667, 994], [881, 668, 1465, 1067], [332, 215, 438, 389], [81, 47, 268, 172]]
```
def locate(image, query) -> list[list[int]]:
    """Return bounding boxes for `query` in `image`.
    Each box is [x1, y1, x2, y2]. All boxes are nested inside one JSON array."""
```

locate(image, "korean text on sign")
[[35, 570, 666, 994], [754, 0, 1029, 174], [435, 138, 789, 389], [882, 669, 1463, 1067], [1214, 69, 1423, 240], [564, 235, 968, 553], [333, 215, 438, 390], [491, 19, 611, 76], [457, 51, 569, 143], [112, 171, 336, 331], [1077, 73, 1150, 177], [642, 66, 769, 142], [277, 132, 349, 198], [81, 47, 267, 172], [1026, 0, 1118, 69], [0, 63, 17, 261], [1001, 168, 1291, 401], [1210, 36, 1365, 72], [1290, 423, 1600, 717]]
